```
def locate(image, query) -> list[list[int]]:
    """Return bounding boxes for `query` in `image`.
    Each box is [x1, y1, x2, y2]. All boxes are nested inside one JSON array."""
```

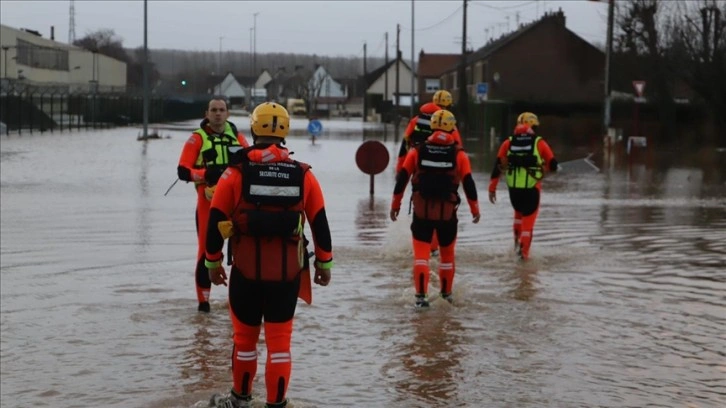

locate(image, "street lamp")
[[252, 12, 259, 76], [218, 36, 224, 74]]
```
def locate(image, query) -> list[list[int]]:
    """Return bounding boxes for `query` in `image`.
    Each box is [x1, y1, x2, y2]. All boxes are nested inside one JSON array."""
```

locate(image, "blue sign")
[[307, 119, 323, 136], [476, 82, 488, 95]]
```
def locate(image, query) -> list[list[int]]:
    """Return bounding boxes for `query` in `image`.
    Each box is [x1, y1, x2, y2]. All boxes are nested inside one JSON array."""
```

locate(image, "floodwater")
[[1, 117, 725, 408]]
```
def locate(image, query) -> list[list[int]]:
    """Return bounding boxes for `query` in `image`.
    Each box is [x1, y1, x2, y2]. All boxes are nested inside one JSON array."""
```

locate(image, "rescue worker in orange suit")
[[205, 102, 333, 408], [488, 112, 558, 261], [395, 89, 463, 257], [390, 109, 480, 308], [176, 97, 250, 313]]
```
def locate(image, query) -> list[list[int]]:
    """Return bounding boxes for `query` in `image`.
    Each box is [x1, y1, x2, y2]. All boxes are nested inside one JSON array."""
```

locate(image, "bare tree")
[[667, 0, 726, 140], [615, 0, 679, 140], [74, 29, 160, 91], [74, 29, 129, 63], [614, 0, 726, 142]]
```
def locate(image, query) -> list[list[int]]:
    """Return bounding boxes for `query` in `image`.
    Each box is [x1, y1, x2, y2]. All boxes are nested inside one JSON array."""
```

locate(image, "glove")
[[472, 213, 481, 223], [389, 208, 400, 222], [204, 185, 216, 201], [205, 259, 227, 286], [217, 220, 235, 239], [204, 166, 225, 186], [314, 259, 333, 286], [488, 190, 497, 204]]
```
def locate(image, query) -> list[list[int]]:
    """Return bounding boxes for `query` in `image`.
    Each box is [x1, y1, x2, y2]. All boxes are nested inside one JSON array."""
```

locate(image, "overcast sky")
[[0, 1, 609, 58]]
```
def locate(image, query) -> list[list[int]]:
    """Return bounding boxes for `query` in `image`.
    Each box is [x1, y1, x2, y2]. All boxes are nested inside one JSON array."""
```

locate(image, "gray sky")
[[0, 1, 609, 57]]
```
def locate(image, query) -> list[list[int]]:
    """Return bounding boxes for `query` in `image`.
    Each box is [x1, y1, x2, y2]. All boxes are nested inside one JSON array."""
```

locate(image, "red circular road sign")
[[355, 140, 389, 175]]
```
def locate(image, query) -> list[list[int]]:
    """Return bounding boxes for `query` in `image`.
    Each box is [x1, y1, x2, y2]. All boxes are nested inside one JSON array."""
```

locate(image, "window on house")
[[425, 78, 440, 93], [481, 62, 488, 82], [451, 73, 457, 90]]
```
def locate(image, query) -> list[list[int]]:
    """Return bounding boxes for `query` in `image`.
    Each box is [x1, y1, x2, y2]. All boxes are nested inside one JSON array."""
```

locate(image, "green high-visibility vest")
[[194, 122, 241, 167], [505, 135, 543, 189]]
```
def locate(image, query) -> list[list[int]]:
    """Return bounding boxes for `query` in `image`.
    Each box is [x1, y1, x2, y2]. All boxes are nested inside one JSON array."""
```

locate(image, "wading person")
[[395, 89, 463, 257], [488, 112, 558, 260], [390, 109, 480, 308], [205, 102, 333, 407], [176, 96, 249, 312]]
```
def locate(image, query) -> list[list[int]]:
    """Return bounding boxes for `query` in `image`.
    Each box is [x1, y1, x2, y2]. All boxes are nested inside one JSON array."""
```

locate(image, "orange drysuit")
[[396, 102, 463, 253], [205, 143, 333, 406], [177, 119, 249, 307], [391, 131, 480, 301], [488, 126, 557, 260]]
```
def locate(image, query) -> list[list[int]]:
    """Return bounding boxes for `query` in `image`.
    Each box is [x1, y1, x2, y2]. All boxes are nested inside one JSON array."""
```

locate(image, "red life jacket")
[[229, 149, 310, 282], [411, 141, 462, 221]]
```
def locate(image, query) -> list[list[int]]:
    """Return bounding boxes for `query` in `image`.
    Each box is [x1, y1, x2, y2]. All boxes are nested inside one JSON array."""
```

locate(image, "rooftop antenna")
[[68, 0, 76, 44]]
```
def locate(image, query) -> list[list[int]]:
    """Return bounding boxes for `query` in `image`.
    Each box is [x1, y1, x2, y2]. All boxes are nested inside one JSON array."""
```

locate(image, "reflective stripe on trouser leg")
[[519, 208, 539, 258], [232, 323, 261, 396], [438, 240, 456, 294], [513, 214, 522, 244], [195, 257, 210, 303], [265, 320, 293, 405], [412, 238, 432, 294]]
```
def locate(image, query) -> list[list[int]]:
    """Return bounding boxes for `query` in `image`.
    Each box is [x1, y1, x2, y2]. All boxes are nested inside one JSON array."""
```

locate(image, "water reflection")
[[136, 140, 151, 251], [394, 312, 465, 407], [178, 314, 231, 395], [508, 262, 540, 302], [355, 196, 390, 245]]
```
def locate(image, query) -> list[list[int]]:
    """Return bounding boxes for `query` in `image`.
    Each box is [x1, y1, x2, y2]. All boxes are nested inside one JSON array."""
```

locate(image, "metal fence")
[[0, 81, 211, 135]]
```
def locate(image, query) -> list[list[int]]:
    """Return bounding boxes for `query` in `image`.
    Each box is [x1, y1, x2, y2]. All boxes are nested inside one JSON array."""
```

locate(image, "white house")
[[366, 57, 415, 106], [308, 65, 347, 112], [250, 69, 272, 106], [213, 72, 247, 108]]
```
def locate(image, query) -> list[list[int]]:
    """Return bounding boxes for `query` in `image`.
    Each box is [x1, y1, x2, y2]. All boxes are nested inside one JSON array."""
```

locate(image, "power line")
[[371, 32, 386, 57], [470, 1, 536, 11], [400, 5, 463, 32]]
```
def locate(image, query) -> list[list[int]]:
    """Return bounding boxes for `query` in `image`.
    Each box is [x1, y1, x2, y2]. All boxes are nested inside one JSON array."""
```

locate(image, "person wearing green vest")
[[177, 96, 250, 312], [487, 112, 558, 261]]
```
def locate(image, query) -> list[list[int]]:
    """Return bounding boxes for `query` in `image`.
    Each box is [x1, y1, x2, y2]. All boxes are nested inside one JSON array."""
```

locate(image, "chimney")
[[556, 8, 566, 26], [50, 26, 55, 40]]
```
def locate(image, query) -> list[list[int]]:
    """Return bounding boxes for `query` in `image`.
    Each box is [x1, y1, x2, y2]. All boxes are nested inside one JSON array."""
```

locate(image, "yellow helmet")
[[432, 90, 453, 107], [517, 112, 540, 127], [250, 102, 290, 138], [430, 109, 456, 132]]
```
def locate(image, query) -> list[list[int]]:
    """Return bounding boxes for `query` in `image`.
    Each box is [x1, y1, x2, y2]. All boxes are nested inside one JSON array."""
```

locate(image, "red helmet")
[[513, 124, 534, 135]]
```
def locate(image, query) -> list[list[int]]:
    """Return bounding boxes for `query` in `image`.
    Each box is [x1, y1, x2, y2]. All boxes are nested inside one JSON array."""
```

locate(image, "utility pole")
[[363, 42, 367, 123], [410, 0, 415, 118], [218, 36, 224, 74], [458, 0, 468, 132], [396, 24, 401, 112], [603, 0, 614, 132], [253, 12, 259, 77], [142, 0, 149, 139], [384, 32, 389, 105], [249, 27, 254, 75]]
